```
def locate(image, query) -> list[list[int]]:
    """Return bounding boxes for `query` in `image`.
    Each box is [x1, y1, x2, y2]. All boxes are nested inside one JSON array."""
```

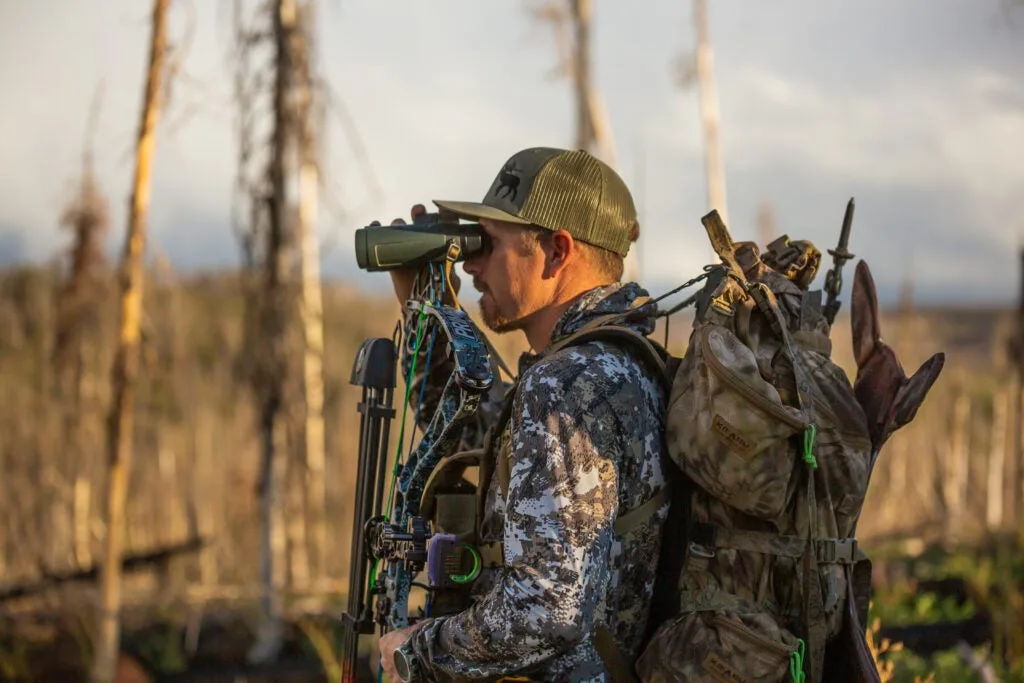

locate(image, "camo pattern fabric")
[[637, 608, 799, 683], [667, 321, 807, 519], [403, 282, 670, 682], [638, 265, 874, 683]]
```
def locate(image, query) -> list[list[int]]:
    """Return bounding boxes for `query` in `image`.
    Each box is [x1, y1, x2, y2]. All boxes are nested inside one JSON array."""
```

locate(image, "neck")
[[523, 277, 610, 352]]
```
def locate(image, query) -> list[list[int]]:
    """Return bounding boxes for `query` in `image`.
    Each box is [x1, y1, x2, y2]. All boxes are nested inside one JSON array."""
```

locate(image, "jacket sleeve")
[[408, 360, 619, 680]]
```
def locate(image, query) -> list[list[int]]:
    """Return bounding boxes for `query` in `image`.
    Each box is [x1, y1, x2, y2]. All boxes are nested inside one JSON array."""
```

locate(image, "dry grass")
[[867, 614, 936, 683], [0, 264, 1016, 587], [0, 263, 1020, 680]]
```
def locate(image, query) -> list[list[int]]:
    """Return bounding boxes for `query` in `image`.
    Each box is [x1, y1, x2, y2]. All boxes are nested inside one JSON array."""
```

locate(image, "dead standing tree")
[[529, 0, 638, 280], [1007, 248, 1024, 527], [755, 198, 775, 248], [291, 0, 328, 587], [233, 0, 310, 662], [692, 0, 727, 227], [675, 0, 728, 261], [54, 83, 110, 572], [91, 0, 169, 681]]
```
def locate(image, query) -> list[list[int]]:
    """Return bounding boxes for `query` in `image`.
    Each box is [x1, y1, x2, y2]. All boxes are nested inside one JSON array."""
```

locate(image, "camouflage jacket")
[[404, 282, 669, 682]]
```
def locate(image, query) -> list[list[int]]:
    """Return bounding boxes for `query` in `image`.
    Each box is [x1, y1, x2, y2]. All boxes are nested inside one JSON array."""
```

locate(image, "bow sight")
[[354, 211, 491, 272], [342, 235, 495, 681]]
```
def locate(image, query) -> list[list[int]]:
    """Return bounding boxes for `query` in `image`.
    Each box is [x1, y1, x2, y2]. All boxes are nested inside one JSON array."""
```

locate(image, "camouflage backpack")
[[617, 211, 945, 683]]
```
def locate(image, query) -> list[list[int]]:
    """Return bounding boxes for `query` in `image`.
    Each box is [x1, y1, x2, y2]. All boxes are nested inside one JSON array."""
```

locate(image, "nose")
[[463, 254, 483, 277]]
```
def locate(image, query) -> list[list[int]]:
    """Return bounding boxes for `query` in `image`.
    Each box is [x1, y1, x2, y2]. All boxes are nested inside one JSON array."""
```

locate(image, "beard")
[[478, 290, 520, 333]]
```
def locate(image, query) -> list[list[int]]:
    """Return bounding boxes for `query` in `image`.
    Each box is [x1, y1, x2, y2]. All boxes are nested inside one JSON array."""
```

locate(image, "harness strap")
[[542, 325, 671, 390], [592, 483, 668, 683], [595, 625, 641, 683], [614, 488, 668, 536], [476, 541, 505, 569], [690, 523, 859, 564], [678, 587, 777, 615], [494, 323, 672, 503], [420, 448, 484, 523]]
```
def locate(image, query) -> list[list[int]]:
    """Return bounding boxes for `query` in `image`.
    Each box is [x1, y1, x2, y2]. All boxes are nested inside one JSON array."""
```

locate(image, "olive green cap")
[[433, 147, 638, 257]]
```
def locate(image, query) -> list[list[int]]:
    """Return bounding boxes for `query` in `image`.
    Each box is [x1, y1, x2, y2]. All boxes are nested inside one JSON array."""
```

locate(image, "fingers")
[[377, 203, 455, 227]]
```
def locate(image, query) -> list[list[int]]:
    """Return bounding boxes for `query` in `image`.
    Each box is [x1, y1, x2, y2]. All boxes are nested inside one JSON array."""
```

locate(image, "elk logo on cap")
[[494, 161, 522, 202]]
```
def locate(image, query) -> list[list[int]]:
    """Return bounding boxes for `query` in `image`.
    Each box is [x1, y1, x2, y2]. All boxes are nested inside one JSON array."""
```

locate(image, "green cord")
[[384, 308, 428, 513], [790, 637, 806, 683], [802, 423, 818, 469]]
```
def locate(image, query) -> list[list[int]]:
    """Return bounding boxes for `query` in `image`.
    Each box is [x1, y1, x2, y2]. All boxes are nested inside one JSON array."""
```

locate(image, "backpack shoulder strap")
[[494, 322, 673, 501], [542, 323, 673, 392]]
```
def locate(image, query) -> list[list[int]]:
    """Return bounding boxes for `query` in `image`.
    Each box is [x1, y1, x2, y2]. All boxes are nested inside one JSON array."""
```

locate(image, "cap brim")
[[433, 199, 532, 225]]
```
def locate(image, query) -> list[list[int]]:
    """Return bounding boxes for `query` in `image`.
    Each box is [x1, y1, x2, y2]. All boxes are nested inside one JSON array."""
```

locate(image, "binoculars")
[[354, 212, 491, 272]]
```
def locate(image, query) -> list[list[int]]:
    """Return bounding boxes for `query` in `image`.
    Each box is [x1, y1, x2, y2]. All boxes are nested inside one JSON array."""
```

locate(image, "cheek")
[[512, 255, 548, 303]]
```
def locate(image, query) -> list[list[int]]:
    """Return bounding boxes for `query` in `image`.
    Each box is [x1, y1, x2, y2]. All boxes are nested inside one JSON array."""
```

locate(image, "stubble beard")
[[479, 292, 520, 334]]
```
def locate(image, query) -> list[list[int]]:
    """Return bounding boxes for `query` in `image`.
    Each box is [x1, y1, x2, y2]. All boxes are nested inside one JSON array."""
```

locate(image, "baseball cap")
[[433, 147, 638, 257]]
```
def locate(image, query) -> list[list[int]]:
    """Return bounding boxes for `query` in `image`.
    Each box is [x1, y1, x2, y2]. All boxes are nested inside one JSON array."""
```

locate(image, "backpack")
[[620, 210, 945, 683]]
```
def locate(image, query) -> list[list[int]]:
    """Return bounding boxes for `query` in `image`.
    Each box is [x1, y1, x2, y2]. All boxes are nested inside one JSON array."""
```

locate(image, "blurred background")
[[0, 1, 1022, 681]]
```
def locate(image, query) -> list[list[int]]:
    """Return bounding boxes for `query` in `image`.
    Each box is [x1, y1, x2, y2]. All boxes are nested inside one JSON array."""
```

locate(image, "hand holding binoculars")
[[355, 207, 490, 272]]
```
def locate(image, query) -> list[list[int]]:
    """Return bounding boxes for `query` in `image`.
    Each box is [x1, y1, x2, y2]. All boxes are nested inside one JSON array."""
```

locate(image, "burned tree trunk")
[[987, 389, 1008, 531], [293, 0, 327, 585], [56, 84, 110, 573], [570, 0, 594, 152], [535, 0, 630, 277], [246, 0, 296, 663], [90, 1, 168, 681], [693, 0, 728, 226], [756, 198, 775, 248], [1013, 249, 1024, 526]]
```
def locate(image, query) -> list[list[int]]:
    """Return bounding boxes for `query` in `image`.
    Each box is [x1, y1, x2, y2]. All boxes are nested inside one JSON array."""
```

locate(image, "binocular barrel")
[[354, 221, 488, 272]]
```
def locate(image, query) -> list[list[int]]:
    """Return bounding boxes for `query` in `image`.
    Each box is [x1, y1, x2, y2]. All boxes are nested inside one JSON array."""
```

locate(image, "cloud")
[[625, 50, 1024, 305], [0, 0, 1022, 309], [726, 65, 1024, 210]]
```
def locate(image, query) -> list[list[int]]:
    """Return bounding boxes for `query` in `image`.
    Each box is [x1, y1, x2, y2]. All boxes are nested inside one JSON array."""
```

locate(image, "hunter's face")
[[463, 219, 551, 334]]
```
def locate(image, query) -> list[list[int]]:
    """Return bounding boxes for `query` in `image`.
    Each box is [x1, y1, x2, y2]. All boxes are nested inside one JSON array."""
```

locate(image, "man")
[[376, 147, 669, 682]]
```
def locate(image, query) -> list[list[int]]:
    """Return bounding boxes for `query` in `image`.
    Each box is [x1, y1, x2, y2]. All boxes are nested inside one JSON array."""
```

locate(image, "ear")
[[891, 353, 945, 428], [851, 260, 881, 369], [542, 229, 577, 277]]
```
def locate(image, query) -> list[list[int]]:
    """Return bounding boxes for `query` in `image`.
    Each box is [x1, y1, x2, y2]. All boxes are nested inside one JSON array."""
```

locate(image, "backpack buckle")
[[815, 538, 857, 564], [688, 542, 716, 559], [688, 523, 718, 558]]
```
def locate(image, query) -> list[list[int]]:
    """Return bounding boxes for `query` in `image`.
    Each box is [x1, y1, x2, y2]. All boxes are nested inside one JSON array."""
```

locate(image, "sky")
[[0, 0, 1022, 306]]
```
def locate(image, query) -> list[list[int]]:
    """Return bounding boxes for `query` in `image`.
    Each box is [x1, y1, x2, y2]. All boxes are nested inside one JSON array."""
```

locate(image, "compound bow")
[[342, 243, 495, 682]]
